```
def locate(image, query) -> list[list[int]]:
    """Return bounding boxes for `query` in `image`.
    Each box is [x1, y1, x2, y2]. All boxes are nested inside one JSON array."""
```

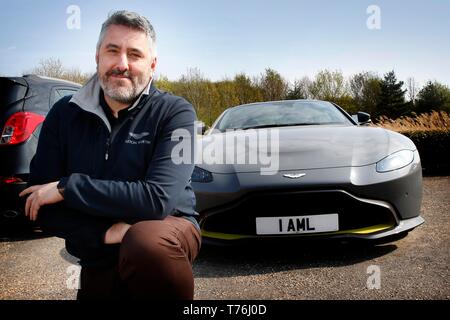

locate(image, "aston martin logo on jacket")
[[128, 131, 150, 140], [283, 173, 306, 179], [125, 131, 151, 145]]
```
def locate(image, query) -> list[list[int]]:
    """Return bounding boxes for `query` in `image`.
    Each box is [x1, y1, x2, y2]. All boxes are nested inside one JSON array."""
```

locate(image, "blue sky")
[[1, 0, 449, 87]]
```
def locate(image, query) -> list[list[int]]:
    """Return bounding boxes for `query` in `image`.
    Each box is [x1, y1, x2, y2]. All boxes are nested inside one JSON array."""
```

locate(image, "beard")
[[98, 67, 150, 104]]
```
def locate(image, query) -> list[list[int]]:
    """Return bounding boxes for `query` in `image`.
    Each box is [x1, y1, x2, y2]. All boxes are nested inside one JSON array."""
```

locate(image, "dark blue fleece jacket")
[[28, 75, 198, 267]]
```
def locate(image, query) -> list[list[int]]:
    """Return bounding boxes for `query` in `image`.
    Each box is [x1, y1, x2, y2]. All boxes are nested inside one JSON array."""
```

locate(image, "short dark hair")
[[97, 10, 157, 57]]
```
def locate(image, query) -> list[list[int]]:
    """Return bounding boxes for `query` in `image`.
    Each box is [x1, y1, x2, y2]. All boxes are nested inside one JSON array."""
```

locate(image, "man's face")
[[96, 24, 156, 104]]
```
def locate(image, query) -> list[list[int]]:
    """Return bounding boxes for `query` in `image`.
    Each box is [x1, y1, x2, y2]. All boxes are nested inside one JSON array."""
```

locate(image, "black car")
[[0, 75, 81, 225]]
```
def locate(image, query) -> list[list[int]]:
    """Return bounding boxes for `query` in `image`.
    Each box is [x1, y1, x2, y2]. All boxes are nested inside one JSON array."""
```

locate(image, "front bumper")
[[194, 152, 423, 243], [201, 215, 424, 244]]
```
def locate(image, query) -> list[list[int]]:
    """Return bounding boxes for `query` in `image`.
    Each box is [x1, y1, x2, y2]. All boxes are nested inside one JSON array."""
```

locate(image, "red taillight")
[[0, 176, 24, 186], [0, 112, 45, 145]]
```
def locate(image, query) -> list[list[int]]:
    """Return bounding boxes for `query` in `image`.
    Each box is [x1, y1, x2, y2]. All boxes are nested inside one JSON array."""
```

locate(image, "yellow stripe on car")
[[201, 223, 395, 240]]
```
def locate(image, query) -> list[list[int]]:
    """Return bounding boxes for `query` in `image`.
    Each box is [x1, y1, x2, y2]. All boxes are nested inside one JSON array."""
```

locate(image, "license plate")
[[256, 214, 339, 235]]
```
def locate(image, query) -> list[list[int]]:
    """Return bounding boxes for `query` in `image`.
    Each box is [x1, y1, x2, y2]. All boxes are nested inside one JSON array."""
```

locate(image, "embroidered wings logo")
[[126, 132, 151, 145], [282, 173, 306, 179], [129, 132, 150, 140]]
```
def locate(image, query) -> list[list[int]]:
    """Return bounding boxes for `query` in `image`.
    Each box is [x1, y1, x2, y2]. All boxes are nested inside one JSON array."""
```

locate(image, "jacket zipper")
[[104, 115, 135, 161], [105, 137, 110, 160]]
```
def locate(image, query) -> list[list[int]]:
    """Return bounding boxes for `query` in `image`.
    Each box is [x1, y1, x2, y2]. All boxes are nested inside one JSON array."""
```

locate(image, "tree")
[[334, 95, 358, 115], [177, 67, 207, 117], [155, 74, 175, 93], [63, 68, 92, 84], [28, 57, 65, 78], [214, 79, 239, 119], [308, 70, 348, 101], [415, 81, 450, 114], [349, 72, 381, 115], [376, 70, 408, 119], [258, 68, 289, 101], [233, 73, 263, 104], [406, 77, 419, 104], [286, 77, 311, 100], [176, 68, 220, 125], [26, 57, 92, 84]]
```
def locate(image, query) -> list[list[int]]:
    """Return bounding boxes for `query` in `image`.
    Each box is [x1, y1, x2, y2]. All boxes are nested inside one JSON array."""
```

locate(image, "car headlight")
[[191, 166, 213, 183], [376, 150, 414, 173]]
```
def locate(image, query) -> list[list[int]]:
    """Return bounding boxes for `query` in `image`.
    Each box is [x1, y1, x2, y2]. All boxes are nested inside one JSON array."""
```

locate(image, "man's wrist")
[[57, 186, 65, 198], [57, 178, 68, 199]]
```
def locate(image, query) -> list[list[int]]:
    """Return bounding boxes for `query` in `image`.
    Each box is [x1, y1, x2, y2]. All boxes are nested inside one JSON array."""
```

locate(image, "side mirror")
[[355, 111, 371, 125], [197, 121, 207, 135]]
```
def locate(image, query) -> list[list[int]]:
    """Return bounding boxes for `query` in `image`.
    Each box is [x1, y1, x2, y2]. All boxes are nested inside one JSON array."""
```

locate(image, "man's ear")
[[150, 57, 157, 71], [95, 52, 99, 65]]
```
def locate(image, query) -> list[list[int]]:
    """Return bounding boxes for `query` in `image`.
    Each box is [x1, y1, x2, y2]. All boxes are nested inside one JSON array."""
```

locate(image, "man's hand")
[[19, 182, 64, 221], [104, 222, 131, 244]]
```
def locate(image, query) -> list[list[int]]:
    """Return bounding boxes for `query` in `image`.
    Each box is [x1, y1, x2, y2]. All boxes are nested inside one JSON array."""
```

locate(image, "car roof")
[[21, 74, 82, 87], [0, 75, 81, 116]]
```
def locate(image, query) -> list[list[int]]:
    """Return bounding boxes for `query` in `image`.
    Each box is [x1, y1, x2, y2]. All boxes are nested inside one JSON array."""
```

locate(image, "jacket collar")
[[70, 73, 154, 132]]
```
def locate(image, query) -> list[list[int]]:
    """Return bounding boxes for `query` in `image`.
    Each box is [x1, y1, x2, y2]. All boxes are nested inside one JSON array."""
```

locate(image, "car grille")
[[201, 190, 397, 236]]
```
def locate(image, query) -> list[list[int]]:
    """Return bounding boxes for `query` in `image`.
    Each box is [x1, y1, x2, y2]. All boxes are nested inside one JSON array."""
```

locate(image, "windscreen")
[[216, 100, 352, 131]]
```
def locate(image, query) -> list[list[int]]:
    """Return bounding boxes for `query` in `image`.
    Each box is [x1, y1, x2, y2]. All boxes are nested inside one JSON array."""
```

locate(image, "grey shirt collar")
[[69, 73, 152, 132]]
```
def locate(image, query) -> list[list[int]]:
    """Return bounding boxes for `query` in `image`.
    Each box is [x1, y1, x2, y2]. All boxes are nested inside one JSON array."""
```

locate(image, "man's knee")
[[119, 220, 180, 267], [117, 219, 196, 299]]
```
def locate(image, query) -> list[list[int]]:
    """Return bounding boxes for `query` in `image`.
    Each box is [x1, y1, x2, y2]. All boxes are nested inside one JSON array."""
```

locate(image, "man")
[[19, 10, 201, 300]]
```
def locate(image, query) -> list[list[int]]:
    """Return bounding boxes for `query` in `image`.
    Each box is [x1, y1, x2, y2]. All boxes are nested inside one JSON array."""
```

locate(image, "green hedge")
[[402, 130, 450, 175]]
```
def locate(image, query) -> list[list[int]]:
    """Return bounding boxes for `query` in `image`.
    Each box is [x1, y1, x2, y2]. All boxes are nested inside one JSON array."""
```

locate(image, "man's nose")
[[115, 53, 129, 71]]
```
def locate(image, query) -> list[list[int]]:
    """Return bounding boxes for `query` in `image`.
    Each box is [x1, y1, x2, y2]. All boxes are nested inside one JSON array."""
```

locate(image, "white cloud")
[[0, 46, 17, 52]]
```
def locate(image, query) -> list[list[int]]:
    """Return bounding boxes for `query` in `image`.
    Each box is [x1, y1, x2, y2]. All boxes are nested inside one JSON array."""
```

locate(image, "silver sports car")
[[191, 100, 424, 244]]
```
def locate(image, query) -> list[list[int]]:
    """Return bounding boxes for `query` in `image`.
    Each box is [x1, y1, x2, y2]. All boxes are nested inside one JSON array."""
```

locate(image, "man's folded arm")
[[28, 97, 114, 246], [38, 204, 113, 249]]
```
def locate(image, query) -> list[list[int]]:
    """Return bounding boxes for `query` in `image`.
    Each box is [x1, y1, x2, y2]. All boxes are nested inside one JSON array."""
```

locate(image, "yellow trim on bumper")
[[201, 223, 395, 240]]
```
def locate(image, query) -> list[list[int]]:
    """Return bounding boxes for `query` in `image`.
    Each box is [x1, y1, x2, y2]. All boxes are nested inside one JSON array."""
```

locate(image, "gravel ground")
[[0, 176, 449, 300]]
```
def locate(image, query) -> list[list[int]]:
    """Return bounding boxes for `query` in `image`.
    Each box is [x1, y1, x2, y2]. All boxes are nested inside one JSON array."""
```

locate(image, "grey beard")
[[101, 81, 139, 104], [98, 72, 148, 104]]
